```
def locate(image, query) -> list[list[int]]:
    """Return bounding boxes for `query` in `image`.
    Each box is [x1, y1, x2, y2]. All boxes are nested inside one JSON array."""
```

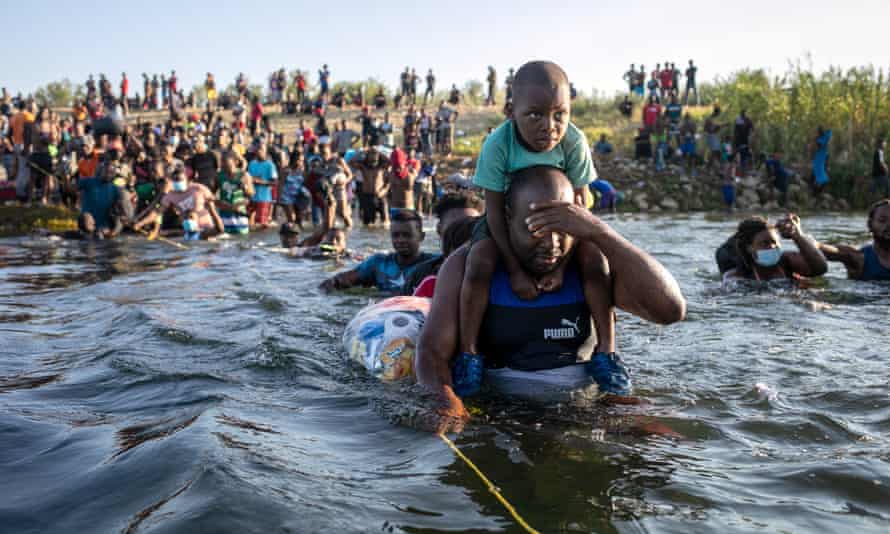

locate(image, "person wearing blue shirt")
[[812, 127, 832, 193], [320, 209, 436, 292], [247, 144, 278, 227], [593, 134, 613, 156], [816, 200, 890, 281], [590, 179, 618, 212], [78, 161, 132, 236], [765, 151, 791, 205]]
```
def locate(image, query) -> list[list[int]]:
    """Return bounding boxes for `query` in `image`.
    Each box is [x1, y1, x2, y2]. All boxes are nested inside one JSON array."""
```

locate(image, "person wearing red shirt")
[[120, 73, 129, 113], [302, 125, 317, 148], [388, 147, 419, 208], [250, 96, 264, 136], [168, 70, 178, 94], [295, 72, 307, 102], [659, 67, 674, 100], [643, 97, 662, 130]]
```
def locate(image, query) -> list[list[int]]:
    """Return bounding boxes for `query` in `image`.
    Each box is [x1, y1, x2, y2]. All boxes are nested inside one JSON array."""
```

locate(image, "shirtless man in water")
[[353, 146, 390, 226], [814, 199, 890, 281]]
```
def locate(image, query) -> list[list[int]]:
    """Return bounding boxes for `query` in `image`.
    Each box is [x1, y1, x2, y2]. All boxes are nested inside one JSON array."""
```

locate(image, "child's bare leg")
[[459, 237, 498, 355], [340, 199, 353, 229], [577, 240, 615, 353]]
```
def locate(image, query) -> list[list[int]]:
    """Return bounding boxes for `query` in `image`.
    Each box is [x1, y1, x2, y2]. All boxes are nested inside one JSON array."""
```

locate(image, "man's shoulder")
[[193, 183, 213, 195], [364, 251, 390, 264]]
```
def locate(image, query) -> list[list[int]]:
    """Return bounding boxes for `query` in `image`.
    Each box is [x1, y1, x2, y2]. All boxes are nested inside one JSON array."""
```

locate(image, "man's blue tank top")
[[860, 245, 890, 281], [478, 265, 595, 371]]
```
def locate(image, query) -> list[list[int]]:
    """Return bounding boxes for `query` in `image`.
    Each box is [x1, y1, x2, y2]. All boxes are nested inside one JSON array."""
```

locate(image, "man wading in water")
[[415, 166, 686, 433], [814, 199, 890, 281]]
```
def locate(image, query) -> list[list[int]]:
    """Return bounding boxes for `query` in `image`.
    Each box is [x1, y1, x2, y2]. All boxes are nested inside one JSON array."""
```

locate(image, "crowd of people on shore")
[[613, 59, 890, 211], [0, 60, 480, 237], [622, 61, 699, 106]]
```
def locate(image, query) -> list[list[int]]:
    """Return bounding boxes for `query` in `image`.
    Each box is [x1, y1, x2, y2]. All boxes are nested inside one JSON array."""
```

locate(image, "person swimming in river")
[[415, 166, 686, 433], [717, 215, 828, 283], [813, 199, 890, 281], [279, 222, 349, 259], [320, 209, 436, 292], [459, 60, 617, 382], [133, 164, 224, 240]]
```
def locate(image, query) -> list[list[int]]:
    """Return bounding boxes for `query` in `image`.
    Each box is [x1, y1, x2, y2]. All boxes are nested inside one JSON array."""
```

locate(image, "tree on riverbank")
[[32, 78, 85, 108]]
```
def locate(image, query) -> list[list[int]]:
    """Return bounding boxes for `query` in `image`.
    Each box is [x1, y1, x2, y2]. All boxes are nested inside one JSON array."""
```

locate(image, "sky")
[[4, 0, 889, 98]]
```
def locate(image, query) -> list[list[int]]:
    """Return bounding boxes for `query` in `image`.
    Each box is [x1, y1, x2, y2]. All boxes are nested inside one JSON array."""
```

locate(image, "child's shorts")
[[221, 213, 249, 234], [250, 201, 273, 225]]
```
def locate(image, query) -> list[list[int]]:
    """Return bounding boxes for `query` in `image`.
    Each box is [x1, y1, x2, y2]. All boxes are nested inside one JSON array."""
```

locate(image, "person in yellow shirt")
[[205, 73, 217, 111]]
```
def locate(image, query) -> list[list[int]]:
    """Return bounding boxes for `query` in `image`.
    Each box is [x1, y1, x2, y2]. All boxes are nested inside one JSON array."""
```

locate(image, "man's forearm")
[[415, 341, 454, 395], [793, 233, 828, 274], [816, 241, 842, 260]]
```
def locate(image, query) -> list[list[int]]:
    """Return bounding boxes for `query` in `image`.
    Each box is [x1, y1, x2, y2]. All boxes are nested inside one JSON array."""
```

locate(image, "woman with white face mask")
[[721, 214, 828, 283], [133, 165, 223, 240]]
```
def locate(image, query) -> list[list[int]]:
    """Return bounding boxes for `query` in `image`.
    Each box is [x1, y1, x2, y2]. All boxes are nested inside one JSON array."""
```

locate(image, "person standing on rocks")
[[400, 67, 410, 103], [623, 64, 636, 96], [504, 67, 515, 102], [665, 95, 683, 148], [811, 126, 832, 195], [684, 60, 699, 105], [732, 110, 755, 172], [424, 69, 436, 105], [151, 75, 160, 110], [486, 66, 497, 106], [635, 65, 647, 99], [659, 64, 673, 101], [703, 107, 723, 170], [642, 96, 661, 131], [205, 73, 217, 111], [318, 64, 331, 98], [619, 96, 633, 118], [120, 73, 129, 114], [679, 113, 697, 176]]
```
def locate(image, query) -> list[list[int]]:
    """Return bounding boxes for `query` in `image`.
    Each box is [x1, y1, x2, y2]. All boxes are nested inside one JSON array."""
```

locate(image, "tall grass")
[[697, 63, 890, 205], [570, 61, 890, 207]]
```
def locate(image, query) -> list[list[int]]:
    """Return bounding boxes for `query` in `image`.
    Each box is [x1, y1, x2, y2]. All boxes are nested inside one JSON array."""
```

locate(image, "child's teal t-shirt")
[[472, 121, 596, 193]]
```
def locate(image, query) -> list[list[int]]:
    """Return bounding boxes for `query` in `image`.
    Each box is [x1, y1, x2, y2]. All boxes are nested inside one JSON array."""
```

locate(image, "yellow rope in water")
[[134, 227, 189, 250], [438, 433, 540, 534]]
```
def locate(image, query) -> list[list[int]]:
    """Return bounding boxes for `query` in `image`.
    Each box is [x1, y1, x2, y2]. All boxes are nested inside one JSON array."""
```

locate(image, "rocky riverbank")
[[594, 157, 858, 213], [0, 205, 77, 236]]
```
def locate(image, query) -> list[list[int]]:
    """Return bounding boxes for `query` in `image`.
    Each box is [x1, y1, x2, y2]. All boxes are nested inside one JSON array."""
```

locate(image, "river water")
[[1, 214, 888, 534]]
